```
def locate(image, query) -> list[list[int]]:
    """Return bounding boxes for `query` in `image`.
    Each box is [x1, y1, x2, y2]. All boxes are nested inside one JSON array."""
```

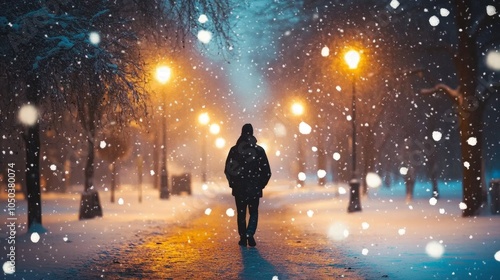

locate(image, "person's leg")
[[246, 198, 259, 246], [235, 196, 248, 245]]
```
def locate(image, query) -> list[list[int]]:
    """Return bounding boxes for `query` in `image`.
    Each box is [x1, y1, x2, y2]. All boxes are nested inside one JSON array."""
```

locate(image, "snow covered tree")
[[0, 0, 234, 227]]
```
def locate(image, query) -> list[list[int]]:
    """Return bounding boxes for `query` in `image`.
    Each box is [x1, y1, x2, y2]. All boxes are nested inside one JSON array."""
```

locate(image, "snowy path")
[[67, 194, 365, 279]]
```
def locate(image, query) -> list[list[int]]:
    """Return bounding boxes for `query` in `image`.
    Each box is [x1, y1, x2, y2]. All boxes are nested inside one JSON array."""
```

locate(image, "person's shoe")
[[238, 237, 247, 246], [247, 235, 256, 247]]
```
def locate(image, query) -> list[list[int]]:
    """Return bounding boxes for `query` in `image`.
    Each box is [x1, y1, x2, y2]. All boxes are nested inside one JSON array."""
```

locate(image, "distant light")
[[198, 112, 210, 125], [197, 30, 212, 44], [299, 122, 312, 134], [487, 5, 497, 16], [198, 14, 208, 24], [432, 131, 442, 142], [344, 50, 361, 69], [429, 197, 438, 206], [215, 137, 226, 149], [209, 123, 220, 135], [155, 66, 172, 84], [440, 8, 450, 17], [226, 208, 235, 217], [18, 104, 39, 126], [398, 228, 406, 236], [486, 51, 500, 71], [459, 202, 467, 210], [399, 167, 408, 175], [118, 198, 124, 205], [89, 32, 100, 45], [425, 241, 445, 258], [307, 210, 314, 217], [466, 137, 477, 146], [327, 223, 349, 241], [30, 232, 41, 243], [205, 208, 212, 215], [366, 172, 382, 188], [291, 103, 304, 116], [361, 222, 370, 230], [362, 248, 369, 256], [298, 172, 306, 182], [100, 140, 107, 149], [494, 251, 500, 262], [260, 143, 268, 151], [333, 152, 341, 161], [2, 261, 15, 274], [429, 15, 440, 27], [321, 46, 330, 57], [317, 169, 327, 179], [389, 0, 400, 9], [50, 164, 57, 171]]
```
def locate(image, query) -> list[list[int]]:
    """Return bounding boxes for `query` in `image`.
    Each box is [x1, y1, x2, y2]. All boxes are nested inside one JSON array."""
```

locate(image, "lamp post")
[[198, 112, 210, 184], [344, 49, 362, 213], [156, 65, 172, 199], [291, 102, 306, 187]]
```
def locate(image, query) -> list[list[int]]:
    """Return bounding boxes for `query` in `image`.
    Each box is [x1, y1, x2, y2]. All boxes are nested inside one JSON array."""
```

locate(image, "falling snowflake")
[[429, 15, 440, 26], [50, 164, 57, 171], [366, 172, 382, 188], [321, 46, 329, 57], [307, 210, 314, 217], [198, 14, 208, 24], [487, 5, 497, 16], [89, 31, 101, 45], [495, 251, 500, 262], [361, 222, 370, 230], [31, 232, 41, 243], [317, 169, 326, 179], [2, 261, 15, 274], [333, 152, 341, 161], [429, 197, 438, 206], [18, 104, 39, 126], [432, 131, 442, 142], [390, 0, 400, 9], [197, 30, 212, 44], [440, 8, 450, 17], [226, 208, 235, 217], [398, 228, 406, 236], [425, 241, 445, 259], [205, 208, 212, 215], [362, 248, 369, 255], [118, 198, 124, 205], [459, 202, 467, 210], [466, 137, 477, 146]]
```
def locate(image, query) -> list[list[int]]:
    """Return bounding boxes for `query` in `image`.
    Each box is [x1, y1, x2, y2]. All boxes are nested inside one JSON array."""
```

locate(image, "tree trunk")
[[84, 136, 95, 193], [24, 76, 43, 232], [454, 0, 484, 216], [458, 107, 484, 216], [24, 122, 42, 231]]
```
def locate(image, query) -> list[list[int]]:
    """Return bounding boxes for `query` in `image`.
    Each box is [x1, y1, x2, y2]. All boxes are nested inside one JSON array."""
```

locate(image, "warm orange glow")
[[155, 66, 172, 84], [344, 50, 361, 70], [291, 102, 304, 116], [198, 112, 210, 125]]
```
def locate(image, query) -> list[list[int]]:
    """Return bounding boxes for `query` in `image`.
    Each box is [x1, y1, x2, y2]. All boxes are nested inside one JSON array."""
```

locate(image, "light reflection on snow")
[[425, 241, 445, 259]]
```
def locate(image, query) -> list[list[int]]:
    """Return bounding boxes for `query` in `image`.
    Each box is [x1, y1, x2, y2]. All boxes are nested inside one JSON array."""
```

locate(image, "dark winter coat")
[[224, 135, 271, 199]]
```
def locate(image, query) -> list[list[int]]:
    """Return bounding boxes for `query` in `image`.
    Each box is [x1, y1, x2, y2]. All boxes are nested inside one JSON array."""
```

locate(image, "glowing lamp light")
[[155, 66, 172, 84], [18, 104, 39, 126], [215, 137, 226, 149], [198, 112, 210, 125], [344, 50, 360, 69], [209, 123, 220, 135], [291, 102, 304, 116]]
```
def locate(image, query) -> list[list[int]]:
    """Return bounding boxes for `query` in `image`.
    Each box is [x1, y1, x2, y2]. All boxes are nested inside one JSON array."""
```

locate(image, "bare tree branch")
[[420, 83, 462, 105]]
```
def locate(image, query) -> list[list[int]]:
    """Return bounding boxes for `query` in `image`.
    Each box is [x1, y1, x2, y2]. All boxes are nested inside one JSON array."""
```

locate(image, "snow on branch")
[[420, 83, 462, 105]]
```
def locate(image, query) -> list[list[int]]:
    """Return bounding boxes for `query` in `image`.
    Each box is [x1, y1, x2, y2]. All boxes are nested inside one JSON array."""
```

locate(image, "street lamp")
[[291, 101, 306, 187], [156, 65, 172, 199], [198, 112, 210, 183], [344, 49, 362, 213]]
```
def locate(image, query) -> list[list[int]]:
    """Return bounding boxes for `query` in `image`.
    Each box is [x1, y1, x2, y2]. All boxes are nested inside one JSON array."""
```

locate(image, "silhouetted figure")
[[224, 124, 271, 247]]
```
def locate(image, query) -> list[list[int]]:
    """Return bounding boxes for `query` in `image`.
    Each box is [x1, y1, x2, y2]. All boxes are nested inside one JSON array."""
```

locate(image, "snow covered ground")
[[1, 179, 500, 279]]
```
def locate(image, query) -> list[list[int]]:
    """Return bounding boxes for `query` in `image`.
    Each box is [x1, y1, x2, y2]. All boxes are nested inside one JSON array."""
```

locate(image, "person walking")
[[224, 123, 271, 247]]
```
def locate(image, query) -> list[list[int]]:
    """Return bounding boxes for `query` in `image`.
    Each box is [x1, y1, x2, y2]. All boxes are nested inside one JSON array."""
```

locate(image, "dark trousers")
[[235, 196, 259, 238]]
